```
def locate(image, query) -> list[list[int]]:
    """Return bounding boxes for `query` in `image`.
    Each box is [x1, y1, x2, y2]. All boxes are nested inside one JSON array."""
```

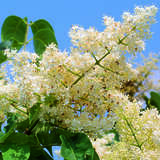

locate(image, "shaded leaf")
[[0, 129, 14, 144], [150, 91, 160, 112], [0, 51, 7, 64], [4, 112, 18, 133], [1, 15, 27, 51], [0, 152, 3, 160], [60, 133, 100, 160], [29, 135, 54, 160], [16, 118, 29, 133], [3, 132, 30, 145], [29, 146, 53, 160], [0, 41, 12, 51], [0, 39, 12, 66], [29, 102, 41, 125]]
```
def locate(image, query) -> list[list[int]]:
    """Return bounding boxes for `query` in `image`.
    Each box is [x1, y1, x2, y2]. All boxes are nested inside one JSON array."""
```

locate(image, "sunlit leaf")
[[1, 15, 27, 51], [31, 19, 58, 55], [1, 144, 30, 160]]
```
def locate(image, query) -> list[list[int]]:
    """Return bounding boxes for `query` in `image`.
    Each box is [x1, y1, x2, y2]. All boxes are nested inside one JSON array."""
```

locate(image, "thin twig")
[[123, 114, 142, 150]]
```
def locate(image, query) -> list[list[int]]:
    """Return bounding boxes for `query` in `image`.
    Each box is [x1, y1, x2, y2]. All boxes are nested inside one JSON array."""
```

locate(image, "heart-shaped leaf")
[[1, 15, 27, 51], [31, 19, 54, 34], [31, 19, 58, 56], [32, 29, 58, 55]]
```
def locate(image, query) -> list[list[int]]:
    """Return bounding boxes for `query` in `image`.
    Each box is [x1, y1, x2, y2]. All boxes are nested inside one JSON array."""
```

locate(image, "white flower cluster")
[[92, 100, 160, 159], [0, 5, 159, 142]]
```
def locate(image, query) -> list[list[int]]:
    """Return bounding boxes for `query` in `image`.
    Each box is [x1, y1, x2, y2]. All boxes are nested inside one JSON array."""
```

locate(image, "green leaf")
[[22, 103, 42, 135], [3, 132, 30, 145], [0, 129, 14, 144], [142, 95, 150, 110], [0, 131, 53, 160], [150, 91, 160, 112], [16, 118, 29, 133], [4, 112, 28, 134], [4, 112, 18, 133], [1, 15, 27, 51], [29, 145, 53, 160], [60, 133, 100, 160], [1, 144, 30, 160], [28, 135, 54, 160], [32, 28, 58, 55], [29, 102, 41, 125], [0, 41, 12, 51], [38, 127, 74, 146], [0, 40, 12, 64], [0, 152, 3, 160], [31, 19, 54, 34], [36, 128, 68, 156], [0, 51, 7, 64]]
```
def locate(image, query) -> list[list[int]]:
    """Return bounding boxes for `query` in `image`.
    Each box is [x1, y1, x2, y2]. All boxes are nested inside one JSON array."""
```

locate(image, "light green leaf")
[[1, 144, 30, 160]]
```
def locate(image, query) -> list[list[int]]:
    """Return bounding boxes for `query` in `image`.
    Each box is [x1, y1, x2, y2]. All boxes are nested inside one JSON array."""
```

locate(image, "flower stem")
[[123, 114, 142, 150], [23, 21, 30, 51]]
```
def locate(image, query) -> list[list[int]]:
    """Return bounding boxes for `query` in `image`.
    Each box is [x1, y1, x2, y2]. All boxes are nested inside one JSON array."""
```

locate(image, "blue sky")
[[0, 0, 160, 159], [0, 0, 160, 54]]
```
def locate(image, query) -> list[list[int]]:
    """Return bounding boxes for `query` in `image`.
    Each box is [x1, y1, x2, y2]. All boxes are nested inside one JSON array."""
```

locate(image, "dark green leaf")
[[142, 95, 150, 110], [0, 152, 3, 160], [16, 118, 29, 133], [29, 135, 54, 160], [29, 146, 53, 160], [31, 19, 54, 35], [0, 51, 7, 64], [1, 15, 27, 51], [0, 40, 11, 64], [0, 144, 30, 160], [150, 91, 160, 112], [29, 102, 41, 125], [4, 112, 28, 133], [60, 133, 100, 160], [3, 132, 30, 145], [25, 134, 54, 160], [0, 129, 14, 144], [36, 127, 76, 157], [32, 28, 58, 55], [0, 41, 12, 51], [4, 112, 18, 133]]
